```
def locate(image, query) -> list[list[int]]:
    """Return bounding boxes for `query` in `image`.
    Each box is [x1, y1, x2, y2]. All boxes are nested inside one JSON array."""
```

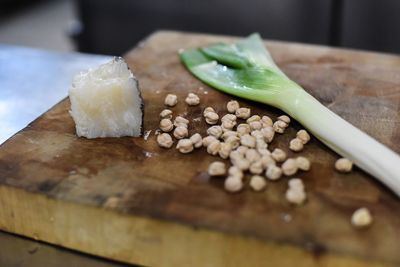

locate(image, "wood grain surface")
[[0, 31, 399, 267]]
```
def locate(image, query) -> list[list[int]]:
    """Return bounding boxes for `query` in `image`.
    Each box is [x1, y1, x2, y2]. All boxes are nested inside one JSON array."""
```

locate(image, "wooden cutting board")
[[0, 31, 399, 267]]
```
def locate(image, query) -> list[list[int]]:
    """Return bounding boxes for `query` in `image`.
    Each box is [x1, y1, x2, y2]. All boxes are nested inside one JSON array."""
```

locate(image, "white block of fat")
[[69, 57, 143, 138]]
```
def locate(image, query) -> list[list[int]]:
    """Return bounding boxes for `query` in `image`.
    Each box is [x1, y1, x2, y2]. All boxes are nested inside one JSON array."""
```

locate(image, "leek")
[[180, 33, 400, 197]]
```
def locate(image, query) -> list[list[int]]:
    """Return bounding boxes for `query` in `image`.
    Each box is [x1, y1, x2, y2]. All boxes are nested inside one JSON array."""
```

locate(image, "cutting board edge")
[[0, 184, 395, 267]]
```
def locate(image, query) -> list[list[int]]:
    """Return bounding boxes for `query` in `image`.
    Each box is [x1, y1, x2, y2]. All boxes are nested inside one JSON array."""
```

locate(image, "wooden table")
[[1, 31, 400, 267]]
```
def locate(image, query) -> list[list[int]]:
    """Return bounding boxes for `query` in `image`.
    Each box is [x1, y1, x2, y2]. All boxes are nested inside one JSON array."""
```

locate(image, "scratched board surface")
[[0, 31, 399, 267]]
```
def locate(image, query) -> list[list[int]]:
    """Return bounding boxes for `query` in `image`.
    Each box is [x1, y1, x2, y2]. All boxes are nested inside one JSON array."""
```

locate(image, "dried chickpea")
[[235, 146, 248, 155], [222, 120, 236, 130], [271, 148, 287, 163], [208, 161, 226, 176], [251, 130, 263, 140], [296, 129, 311, 144], [190, 133, 203, 148], [228, 166, 244, 179], [335, 158, 353, 173], [266, 165, 282, 180], [278, 115, 291, 124], [159, 109, 172, 119], [157, 133, 173, 148], [174, 116, 189, 128], [173, 126, 188, 139], [164, 94, 178, 107], [289, 138, 304, 152], [225, 135, 240, 149], [261, 115, 273, 127], [282, 158, 298, 176], [236, 123, 251, 136], [207, 125, 223, 139], [231, 156, 250, 171], [296, 157, 311, 171], [246, 115, 261, 123], [261, 155, 275, 168], [351, 207, 373, 228], [273, 120, 288, 134], [250, 175, 267, 191], [258, 148, 271, 156], [261, 126, 275, 143], [160, 118, 174, 132], [202, 135, 218, 147], [185, 93, 200, 106], [222, 130, 237, 140], [286, 187, 306, 205], [249, 161, 264, 174], [249, 121, 262, 131], [218, 142, 232, 159], [245, 149, 261, 163], [203, 107, 215, 116], [229, 150, 242, 160], [227, 100, 240, 113], [204, 112, 219, 125], [207, 140, 221, 155], [240, 134, 256, 148], [256, 138, 268, 150], [235, 107, 251, 119], [288, 178, 304, 190], [224, 176, 243, 193], [176, 139, 193, 153], [221, 114, 237, 122]]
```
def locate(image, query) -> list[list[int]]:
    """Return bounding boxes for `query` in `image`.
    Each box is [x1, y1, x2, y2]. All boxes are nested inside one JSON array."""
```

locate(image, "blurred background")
[[1, 0, 400, 55]]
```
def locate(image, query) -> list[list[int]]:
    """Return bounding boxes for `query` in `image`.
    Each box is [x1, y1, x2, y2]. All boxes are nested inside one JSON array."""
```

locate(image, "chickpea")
[[278, 115, 291, 124], [221, 114, 237, 122], [335, 158, 353, 173], [226, 100, 240, 113], [240, 134, 256, 148], [249, 161, 264, 174], [245, 149, 261, 163], [261, 155, 275, 168], [271, 148, 287, 162], [266, 165, 282, 180], [185, 93, 200, 106], [250, 175, 267, 191], [208, 161, 226, 176], [228, 166, 244, 179], [207, 125, 223, 139], [218, 142, 232, 159], [203, 107, 215, 116], [296, 157, 311, 171], [256, 138, 268, 150], [258, 148, 271, 156], [286, 187, 306, 205], [282, 158, 298, 176], [351, 207, 373, 228], [173, 126, 189, 139], [251, 130, 263, 140], [222, 120, 236, 130], [204, 112, 219, 125], [249, 121, 262, 131], [164, 94, 178, 107], [176, 139, 193, 153], [237, 123, 251, 136], [159, 118, 174, 132], [289, 138, 304, 152], [224, 176, 243, 193], [273, 120, 287, 134], [202, 135, 218, 147], [190, 133, 203, 148], [174, 116, 189, 128], [156, 133, 173, 148], [296, 129, 311, 144], [159, 109, 172, 119], [235, 107, 251, 119], [222, 130, 237, 140], [288, 178, 304, 190], [225, 135, 240, 149], [260, 126, 275, 143], [207, 140, 221, 156], [231, 156, 250, 171], [261, 115, 273, 127], [235, 146, 248, 155], [246, 115, 261, 123]]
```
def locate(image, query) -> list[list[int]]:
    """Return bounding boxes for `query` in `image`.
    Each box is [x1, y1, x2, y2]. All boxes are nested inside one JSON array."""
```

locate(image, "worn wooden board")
[[0, 31, 399, 267]]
